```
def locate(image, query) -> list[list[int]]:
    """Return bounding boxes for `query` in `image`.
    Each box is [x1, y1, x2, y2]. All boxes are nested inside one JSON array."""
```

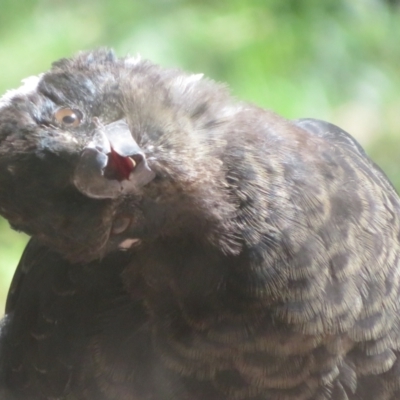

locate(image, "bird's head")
[[0, 49, 237, 262]]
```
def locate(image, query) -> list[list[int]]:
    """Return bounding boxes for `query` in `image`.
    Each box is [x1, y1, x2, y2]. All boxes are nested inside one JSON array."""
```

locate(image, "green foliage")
[[0, 0, 399, 312]]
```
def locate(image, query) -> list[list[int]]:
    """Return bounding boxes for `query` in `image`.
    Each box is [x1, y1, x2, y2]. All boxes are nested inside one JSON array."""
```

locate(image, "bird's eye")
[[54, 108, 83, 127]]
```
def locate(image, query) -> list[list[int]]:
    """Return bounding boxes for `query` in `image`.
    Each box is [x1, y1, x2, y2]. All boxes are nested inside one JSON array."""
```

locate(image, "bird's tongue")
[[104, 147, 136, 181]]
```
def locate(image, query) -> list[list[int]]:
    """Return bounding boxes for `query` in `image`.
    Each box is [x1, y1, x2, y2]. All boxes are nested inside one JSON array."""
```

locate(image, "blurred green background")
[[1, 0, 400, 314]]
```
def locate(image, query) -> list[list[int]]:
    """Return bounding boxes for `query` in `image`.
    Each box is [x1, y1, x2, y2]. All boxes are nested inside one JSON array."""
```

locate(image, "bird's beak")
[[73, 119, 155, 199]]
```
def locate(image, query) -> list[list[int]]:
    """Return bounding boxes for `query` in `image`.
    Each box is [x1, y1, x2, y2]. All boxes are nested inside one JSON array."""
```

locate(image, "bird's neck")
[[123, 238, 268, 328]]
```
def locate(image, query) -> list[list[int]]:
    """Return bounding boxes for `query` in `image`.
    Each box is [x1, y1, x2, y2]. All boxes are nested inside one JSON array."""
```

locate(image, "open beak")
[[73, 120, 155, 199]]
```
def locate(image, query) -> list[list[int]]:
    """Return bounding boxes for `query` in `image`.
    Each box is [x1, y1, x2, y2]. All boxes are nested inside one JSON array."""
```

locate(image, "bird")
[[0, 48, 399, 400]]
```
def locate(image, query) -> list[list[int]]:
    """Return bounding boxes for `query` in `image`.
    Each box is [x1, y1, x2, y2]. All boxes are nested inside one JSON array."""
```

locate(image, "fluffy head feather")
[[0, 49, 245, 261]]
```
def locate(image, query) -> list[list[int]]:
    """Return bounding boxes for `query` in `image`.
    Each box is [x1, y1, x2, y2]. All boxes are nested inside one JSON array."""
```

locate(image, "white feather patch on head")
[[187, 73, 204, 83], [0, 74, 43, 109], [124, 54, 142, 66], [174, 73, 204, 87], [171, 73, 204, 96]]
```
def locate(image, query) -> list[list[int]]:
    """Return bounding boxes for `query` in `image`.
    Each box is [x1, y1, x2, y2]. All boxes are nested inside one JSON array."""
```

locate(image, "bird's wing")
[[5, 239, 51, 314], [294, 118, 398, 195], [291, 118, 400, 400], [0, 239, 148, 400]]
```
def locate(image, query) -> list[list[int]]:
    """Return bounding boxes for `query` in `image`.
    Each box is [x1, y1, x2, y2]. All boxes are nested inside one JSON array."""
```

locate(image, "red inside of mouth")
[[104, 148, 136, 181]]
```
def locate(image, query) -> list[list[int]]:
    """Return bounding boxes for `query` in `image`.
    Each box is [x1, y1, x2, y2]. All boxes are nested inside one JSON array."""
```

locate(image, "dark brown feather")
[[0, 49, 400, 399]]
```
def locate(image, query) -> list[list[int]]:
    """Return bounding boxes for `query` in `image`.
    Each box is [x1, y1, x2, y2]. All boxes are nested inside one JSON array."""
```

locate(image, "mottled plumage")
[[0, 49, 399, 400]]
